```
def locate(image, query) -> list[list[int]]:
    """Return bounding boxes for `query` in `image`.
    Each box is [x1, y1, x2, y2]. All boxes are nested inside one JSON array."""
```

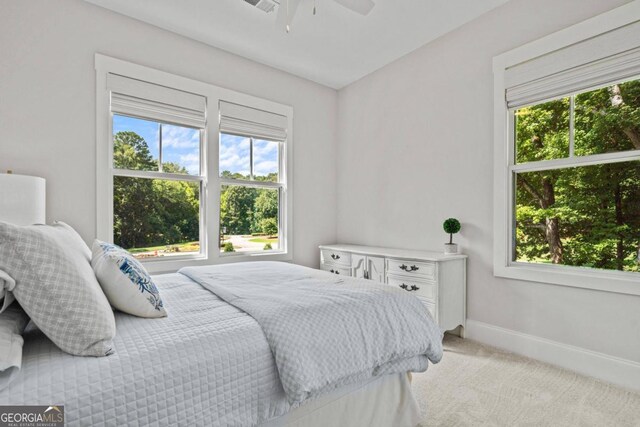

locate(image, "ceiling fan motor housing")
[[243, 0, 279, 14]]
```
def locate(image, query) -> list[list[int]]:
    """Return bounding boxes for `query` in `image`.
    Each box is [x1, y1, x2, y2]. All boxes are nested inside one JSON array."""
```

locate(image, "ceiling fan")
[[244, 0, 376, 32]]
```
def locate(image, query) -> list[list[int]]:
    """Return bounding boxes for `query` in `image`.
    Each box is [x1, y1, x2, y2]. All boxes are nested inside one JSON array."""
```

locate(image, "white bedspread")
[[181, 262, 443, 405], [0, 263, 441, 426], [0, 273, 292, 426]]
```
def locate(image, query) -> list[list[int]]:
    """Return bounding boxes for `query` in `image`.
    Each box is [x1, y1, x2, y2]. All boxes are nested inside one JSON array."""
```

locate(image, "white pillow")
[[0, 303, 30, 391], [0, 221, 116, 357], [91, 240, 167, 318], [0, 270, 16, 314]]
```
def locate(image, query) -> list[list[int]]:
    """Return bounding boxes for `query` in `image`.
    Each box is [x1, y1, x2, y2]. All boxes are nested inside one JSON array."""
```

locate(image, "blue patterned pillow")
[[91, 240, 167, 318]]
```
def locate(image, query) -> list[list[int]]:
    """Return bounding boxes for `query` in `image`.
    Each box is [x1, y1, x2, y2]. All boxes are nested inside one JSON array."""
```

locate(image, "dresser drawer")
[[387, 259, 436, 280], [321, 249, 351, 267], [320, 263, 351, 276], [387, 274, 437, 302]]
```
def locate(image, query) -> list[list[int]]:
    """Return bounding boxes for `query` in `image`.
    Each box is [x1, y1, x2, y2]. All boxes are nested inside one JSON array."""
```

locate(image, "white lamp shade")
[[0, 174, 46, 225]]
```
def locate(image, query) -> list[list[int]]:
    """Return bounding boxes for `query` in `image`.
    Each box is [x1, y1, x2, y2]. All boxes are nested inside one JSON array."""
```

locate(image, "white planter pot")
[[444, 243, 458, 255]]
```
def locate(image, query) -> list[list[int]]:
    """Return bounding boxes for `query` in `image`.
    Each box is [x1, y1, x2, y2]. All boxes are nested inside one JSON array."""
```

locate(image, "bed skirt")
[[262, 373, 420, 427]]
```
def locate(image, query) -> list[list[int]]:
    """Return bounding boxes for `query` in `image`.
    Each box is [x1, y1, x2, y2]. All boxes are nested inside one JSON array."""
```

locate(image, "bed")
[[0, 262, 442, 426]]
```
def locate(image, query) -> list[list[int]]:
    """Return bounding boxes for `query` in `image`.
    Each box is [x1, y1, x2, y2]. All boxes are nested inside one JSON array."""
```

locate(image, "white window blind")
[[219, 101, 287, 141], [107, 73, 207, 128], [505, 20, 640, 108]]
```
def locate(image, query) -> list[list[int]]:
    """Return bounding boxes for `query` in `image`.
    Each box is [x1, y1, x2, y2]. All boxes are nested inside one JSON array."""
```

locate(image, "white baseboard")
[[465, 319, 640, 392]]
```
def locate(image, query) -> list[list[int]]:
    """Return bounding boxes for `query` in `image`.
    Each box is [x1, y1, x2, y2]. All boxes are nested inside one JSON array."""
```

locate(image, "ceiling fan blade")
[[332, 0, 375, 15], [276, 0, 303, 32]]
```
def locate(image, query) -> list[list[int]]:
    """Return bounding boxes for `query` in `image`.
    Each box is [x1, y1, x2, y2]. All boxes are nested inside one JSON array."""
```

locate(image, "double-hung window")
[[217, 101, 288, 254], [493, 8, 640, 295], [107, 74, 206, 260], [96, 55, 293, 273]]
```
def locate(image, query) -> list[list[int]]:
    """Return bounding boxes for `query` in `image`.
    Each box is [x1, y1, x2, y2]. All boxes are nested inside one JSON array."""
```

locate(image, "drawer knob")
[[331, 254, 341, 260], [399, 264, 419, 272], [399, 283, 419, 292]]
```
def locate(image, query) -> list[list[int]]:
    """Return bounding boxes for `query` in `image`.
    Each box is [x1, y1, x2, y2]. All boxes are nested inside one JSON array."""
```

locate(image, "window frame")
[[111, 115, 207, 262], [96, 54, 293, 274], [218, 133, 287, 256], [493, 3, 640, 296]]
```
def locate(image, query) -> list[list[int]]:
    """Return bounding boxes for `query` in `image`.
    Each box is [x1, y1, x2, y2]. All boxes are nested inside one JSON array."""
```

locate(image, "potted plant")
[[443, 218, 461, 254]]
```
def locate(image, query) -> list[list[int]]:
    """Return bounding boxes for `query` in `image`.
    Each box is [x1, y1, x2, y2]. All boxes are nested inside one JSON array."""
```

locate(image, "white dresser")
[[319, 244, 467, 336]]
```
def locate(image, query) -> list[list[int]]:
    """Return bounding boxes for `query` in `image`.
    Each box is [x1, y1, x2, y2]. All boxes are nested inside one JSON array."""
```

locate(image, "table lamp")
[[0, 172, 46, 225]]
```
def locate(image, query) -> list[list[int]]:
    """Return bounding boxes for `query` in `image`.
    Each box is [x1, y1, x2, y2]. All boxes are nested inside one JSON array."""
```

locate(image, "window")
[[112, 115, 203, 259], [219, 135, 281, 253], [96, 55, 293, 273], [218, 101, 288, 254], [513, 80, 640, 272], [493, 9, 640, 295]]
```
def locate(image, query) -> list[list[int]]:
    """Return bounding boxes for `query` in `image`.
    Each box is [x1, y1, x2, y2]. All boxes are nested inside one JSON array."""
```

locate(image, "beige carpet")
[[412, 335, 640, 426]]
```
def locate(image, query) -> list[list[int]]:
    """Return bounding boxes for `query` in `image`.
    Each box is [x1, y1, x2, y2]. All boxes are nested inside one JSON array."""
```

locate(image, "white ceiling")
[[85, 0, 509, 89]]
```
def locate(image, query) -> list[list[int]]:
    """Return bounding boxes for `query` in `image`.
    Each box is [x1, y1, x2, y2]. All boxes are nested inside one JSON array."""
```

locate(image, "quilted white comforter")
[[181, 262, 443, 405], [0, 262, 443, 426], [0, 273, 291, 426]]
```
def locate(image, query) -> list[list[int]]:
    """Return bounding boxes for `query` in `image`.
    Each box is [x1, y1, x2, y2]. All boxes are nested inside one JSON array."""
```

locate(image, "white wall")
[[0, 0, 338, 268], [337, 0, 640, 364], [2, 0, 638, 373]]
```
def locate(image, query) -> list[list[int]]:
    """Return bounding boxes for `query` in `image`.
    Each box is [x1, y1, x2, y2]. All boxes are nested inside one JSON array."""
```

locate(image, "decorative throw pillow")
[[0, 302, 30, 391], [0, 221, 115, 357], [91, 240, 167, 318]]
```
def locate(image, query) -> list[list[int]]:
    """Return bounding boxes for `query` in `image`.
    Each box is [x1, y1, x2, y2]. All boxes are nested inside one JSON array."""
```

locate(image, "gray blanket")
[[180, 261, 443, 404]]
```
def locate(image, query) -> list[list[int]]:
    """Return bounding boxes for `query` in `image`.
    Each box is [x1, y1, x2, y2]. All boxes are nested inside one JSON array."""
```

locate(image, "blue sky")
[[113, 115, 200, 175], [219, 134, 279, 178], [114, 115, 278, 178]]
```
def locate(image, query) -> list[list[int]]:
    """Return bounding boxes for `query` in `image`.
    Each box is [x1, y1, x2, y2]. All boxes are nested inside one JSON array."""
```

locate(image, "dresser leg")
[[444, 326, 465, 338]]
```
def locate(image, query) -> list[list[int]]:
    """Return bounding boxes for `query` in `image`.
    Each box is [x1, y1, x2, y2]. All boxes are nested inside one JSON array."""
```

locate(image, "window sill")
[[219, 250, 288, 258], [141, 251, 292, 275], [494, 262, 640, 296]]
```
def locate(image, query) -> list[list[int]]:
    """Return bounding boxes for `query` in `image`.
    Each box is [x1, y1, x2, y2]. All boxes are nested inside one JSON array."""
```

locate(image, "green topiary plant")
[[223, 242, 235, 252], [443, 218, 461, 244], [260, 218, 278, 237]]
